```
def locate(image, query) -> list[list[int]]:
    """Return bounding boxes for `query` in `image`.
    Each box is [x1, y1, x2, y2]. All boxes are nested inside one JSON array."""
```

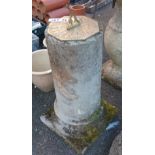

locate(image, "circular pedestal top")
[[47, 16, 99, 41]]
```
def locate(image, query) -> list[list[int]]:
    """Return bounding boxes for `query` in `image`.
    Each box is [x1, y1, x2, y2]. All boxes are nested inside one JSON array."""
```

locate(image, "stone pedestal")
[[41, 100, 120, 154], [46, 33, 103, 126], [40, 16, 120, 154], [43, 16, 103, 126]]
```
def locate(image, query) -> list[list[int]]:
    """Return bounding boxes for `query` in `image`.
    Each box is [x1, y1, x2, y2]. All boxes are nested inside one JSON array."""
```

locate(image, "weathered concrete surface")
[[46, 26, 103, 125], [40, 99, 120, 154]]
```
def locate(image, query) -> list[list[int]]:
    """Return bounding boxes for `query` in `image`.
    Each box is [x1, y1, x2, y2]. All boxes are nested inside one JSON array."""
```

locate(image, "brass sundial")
[[47, 16, 99, 41]]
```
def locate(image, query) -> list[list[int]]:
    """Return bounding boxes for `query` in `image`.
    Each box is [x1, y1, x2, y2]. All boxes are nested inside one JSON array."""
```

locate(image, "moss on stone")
[[44, 107, 53, 117], [84, 126, 100, 143], [67, 125, 100, 153], [42, 99, 119, 154], [67, 100, 118, 153], [88, 108, 101, 122], [101, 99, 118, 123]]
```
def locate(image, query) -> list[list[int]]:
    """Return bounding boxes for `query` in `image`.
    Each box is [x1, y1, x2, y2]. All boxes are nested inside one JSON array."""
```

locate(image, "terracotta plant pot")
[[33, 0, 41, 9], [39, 0, 69, 13], [44, 7, 70, 23], [32, 49, 54, 92], [32, 0, 37, 8], [36, 9, 44, 20], [32, 6, 37, 17], [69, 4, 86, 15]]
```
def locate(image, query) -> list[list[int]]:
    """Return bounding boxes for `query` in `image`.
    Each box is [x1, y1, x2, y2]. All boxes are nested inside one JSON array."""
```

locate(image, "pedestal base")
[[102, 60, 122, 89], [40, 100, 121, 155]]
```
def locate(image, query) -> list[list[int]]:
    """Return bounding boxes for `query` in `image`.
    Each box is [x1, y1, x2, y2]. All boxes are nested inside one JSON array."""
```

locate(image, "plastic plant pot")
[[39, 0, 69, 13], [32, 49, 54, 92], [43, 38, 47, 47], [69, 4, 86, 15], [32, 33, 39, 51], [44, 7, 70, 23]]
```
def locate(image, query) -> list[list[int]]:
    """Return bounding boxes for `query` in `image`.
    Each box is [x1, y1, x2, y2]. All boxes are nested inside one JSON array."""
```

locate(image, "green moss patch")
[[65, 100, 118, 153], [42, 99, 119, 154]]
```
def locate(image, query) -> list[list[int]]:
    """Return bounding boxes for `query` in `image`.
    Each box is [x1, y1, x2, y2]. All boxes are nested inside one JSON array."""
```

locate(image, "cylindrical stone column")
[[45, 16, 103, 125]]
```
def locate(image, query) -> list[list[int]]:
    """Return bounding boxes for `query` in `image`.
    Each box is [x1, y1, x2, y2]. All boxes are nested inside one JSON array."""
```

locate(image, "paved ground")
[[32, 4, 122, 155]]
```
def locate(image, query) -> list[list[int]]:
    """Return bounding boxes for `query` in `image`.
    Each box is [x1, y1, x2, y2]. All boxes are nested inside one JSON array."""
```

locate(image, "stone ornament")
[[102, 0, 122, 88]]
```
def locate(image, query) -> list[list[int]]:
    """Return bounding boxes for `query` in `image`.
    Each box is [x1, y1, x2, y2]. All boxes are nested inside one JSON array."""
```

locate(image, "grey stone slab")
[[40, 99, 121, 154]]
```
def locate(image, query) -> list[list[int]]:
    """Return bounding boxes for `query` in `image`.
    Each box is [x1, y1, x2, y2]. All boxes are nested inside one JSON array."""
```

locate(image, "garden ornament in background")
[[102, 0, 122, 88]]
